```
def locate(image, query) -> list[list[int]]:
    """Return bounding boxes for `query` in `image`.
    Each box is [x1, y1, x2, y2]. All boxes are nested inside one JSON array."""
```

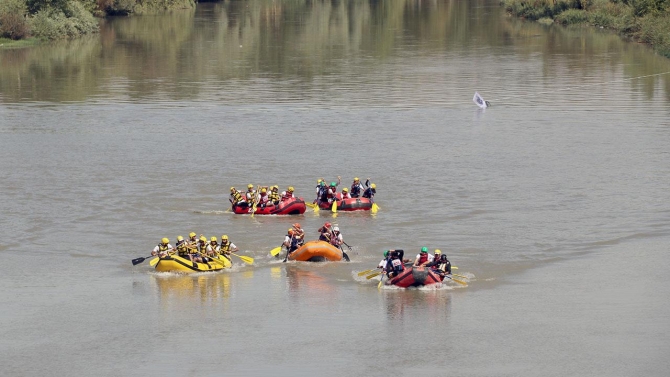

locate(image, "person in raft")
[[413, 246, 434, 267], [230, 187, 245, 206], [245, 184, 256, 204], [314, 179, 326, 204], [377, 250, 390, 271], [283, 228, 301, 255], [340, 187, 351, 200], [330, 226, 344, 247], [257, 188, 270, 208], [291, 223, 305, 246], [318, 222, 333, 242], [218, 235, 239, 257], [350, 177, 365, 198], [326, 181, 339, 204], [426, 249, 451, 279], [269, 185, 281, 205], [281, 186, 295, 201], [175, 236, 192, 260], [152, 238, 174, 257], [386, 250, 406, 278], [362, 179, 376, 200]]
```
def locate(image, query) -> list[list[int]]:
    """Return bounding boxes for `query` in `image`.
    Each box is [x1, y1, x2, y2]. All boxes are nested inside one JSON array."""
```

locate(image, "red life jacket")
[[418, 253, 428, 265]]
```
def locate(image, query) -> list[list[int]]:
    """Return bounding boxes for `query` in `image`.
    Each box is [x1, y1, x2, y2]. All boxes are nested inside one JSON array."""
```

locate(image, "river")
[[1, 0, 669, 375]]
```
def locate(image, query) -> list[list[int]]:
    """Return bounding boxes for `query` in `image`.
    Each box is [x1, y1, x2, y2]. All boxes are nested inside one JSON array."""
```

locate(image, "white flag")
[[473, 92, 487, 109]]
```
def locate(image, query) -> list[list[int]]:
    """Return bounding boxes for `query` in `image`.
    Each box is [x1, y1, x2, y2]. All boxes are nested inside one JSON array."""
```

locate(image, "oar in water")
[[371, 202, 379, 214], [366, 271, 382, 280], [197, 252, 227, 267], [443, 274, 467, 286], [131, 256, 153, 266], [453, 273, 468, 280], [230, 253, 254, 265], [357, 268, 376, 277], [378, 273, 385, 289], [270, 245, 283, 257], [331, 200, 337, 213], [305, 202, 317, 209]]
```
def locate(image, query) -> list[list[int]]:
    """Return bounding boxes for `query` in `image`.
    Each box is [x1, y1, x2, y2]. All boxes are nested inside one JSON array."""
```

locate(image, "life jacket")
[[282, 192, 293, 201], [198, 242, 207, 253], [246, 190, 255, 201], [390, 258, 404, 274], [176, 241, 189, 256], [220, 242, 232, 253], [288, 235, 300, 250], [269, 190, 280, 203], [363, 188, 375, 198], [158, 244, 169, 252], [418, 253, 429, 265], [327, 188, 336, 198], [351, 184, 362, 197], [231, 191, 244, 204], [319, 231, 331, 242], [258, 193, 269, 204]]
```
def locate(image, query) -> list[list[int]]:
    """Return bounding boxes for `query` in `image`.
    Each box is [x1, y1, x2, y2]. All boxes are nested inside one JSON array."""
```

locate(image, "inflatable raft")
[[232, 197, 306, 215], [154, 254, 232, 273], [288, 241, 344, 262], [386, 266, 442, 288], [318, 197, 373, 212]]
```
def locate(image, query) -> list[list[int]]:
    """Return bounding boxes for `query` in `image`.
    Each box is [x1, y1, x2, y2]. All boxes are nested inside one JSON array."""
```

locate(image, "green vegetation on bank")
[[502, 0, 670, 57], [0, 0, 194, 43]]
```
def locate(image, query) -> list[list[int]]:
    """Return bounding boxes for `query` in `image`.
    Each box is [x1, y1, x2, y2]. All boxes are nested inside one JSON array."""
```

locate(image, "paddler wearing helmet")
[[362, 178, 376, 199], [413, 246, 434, 267], [350, 177, 365, 198], [318, 222, 333, 242], [152, 237, 174, 257]]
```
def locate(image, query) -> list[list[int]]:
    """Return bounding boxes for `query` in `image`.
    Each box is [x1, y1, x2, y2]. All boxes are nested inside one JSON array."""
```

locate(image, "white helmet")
[[333, 227, 339, 232]]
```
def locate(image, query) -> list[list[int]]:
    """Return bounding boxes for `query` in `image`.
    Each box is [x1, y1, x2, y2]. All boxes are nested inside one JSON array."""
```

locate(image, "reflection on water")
[[382, 287, 452, 323], [1, 0, 668, 103], [152, 272, 232, 306], [285, 265, 336, 296]]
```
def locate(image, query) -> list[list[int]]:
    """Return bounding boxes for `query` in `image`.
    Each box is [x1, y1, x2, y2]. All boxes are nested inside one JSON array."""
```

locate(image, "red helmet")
[[293, 223, 301, 229], [324, 222, 331, 228]]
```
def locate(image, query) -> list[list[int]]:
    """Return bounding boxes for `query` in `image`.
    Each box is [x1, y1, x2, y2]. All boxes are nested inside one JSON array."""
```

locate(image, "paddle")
[[357, 268, 376, 277], [366, 271, 382, 279], [378, 272, 385, 289], [149, 257, 160, 267], [270, 245, 283, 257], [338, 245, 350, 262], [197, 251, 227, 267], [444, 275, 468, 286], [230, 253, 254, 265], [453, 273, 468, 279], [131, 256, 153, 266], [305, 202, 317, 209], [371, 202, 379, 214]]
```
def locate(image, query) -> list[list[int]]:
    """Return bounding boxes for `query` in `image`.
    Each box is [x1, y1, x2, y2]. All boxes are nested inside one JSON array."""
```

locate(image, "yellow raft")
[[154, 254, 232, 273], [288, 240, 344, 262]]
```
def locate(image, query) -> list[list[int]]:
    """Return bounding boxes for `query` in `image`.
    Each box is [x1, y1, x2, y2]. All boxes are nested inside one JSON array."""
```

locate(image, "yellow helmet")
[[261, 188, 267, 193], [371, 183, 376, 189], [342, 187, 349, 192], [288, 186, 294, 192], [272, 185, 278, 190], [434, 249, 441, 255], [230, 187, 236, 192], [199, 236, 207, 242], [317, 179, 322, 183], [354, 177, 359, 182], [161, 238, 169, 244], [177, 236, 184, 241], [222, 235, 228, 240], [247, 184, 254, 189], [209, 236, 216, 242], [189, 232, 196, 238]]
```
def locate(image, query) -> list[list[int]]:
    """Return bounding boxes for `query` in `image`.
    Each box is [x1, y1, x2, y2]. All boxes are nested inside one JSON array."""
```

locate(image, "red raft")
[[232, 197, 307, 215], [318, 197, 373, 212], [386, 266, 443, 288]]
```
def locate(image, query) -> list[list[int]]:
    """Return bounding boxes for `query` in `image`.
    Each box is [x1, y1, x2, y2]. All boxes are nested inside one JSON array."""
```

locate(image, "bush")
[[637, 15, 670, 55], [555, 8, 590, 23], [29, 0, 98, 39], [0, 0, 30, 40]]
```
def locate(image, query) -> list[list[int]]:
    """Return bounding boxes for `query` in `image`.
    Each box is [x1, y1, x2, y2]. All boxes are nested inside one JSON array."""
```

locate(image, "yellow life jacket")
[[176, 241, 189, 256], [232, 191, 243, 204], [220, 242, 232, 253], [158, 244, 169, 252], [269, 190, 280, 203]]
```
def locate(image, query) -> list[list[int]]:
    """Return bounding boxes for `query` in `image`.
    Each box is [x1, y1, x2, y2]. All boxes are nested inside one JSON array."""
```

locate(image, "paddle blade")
[[371, 203, 379, 214], [149, 257, 159, 267], [366, 271, 381, 280], [331, 201, 337, 212], [233, 253, 254, 265], [357, 269, 375, 276], [453, 273, 468, 279], [270, 246, 282, 257], [449, 277, 468, 286], [452, 266, 458, 270], [378, 275, 384, 289], [131, 257, 147, 266], [305, 202, 316, 209]]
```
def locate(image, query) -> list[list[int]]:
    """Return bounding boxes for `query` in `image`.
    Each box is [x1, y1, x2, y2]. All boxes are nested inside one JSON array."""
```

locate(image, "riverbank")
[[0, 0, 194, 44], [502, 0, 670, 57]]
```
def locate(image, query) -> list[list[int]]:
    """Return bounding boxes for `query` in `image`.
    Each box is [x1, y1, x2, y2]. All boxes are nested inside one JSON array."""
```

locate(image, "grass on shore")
[[0, 37, 40, 48]]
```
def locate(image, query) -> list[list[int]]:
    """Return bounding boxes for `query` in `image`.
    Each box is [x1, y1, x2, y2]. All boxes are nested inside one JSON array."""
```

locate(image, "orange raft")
[[288, 240, 344, 262]]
